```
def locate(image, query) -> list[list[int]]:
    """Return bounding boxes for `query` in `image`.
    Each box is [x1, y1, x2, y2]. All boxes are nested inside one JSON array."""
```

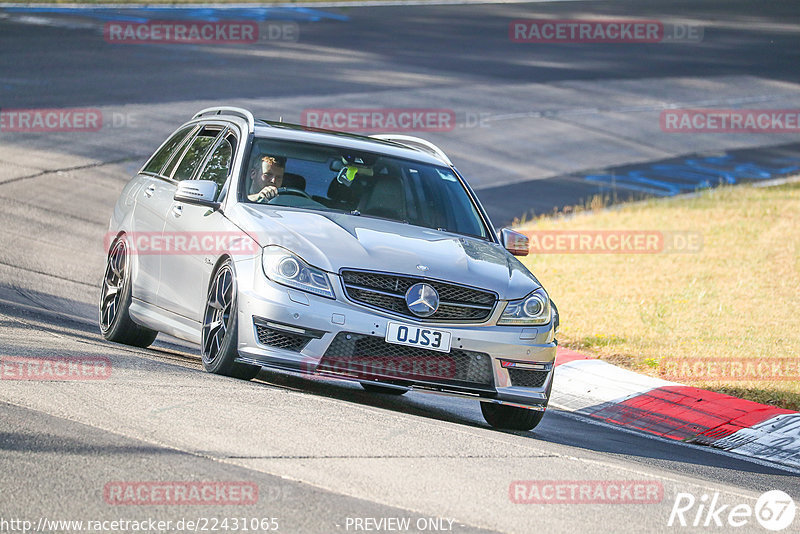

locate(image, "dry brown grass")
[[516, 181, 800, 410]]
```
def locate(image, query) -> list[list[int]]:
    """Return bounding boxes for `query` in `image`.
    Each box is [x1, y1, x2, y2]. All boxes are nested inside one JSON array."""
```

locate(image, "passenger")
[[248, 155, 286, 202]]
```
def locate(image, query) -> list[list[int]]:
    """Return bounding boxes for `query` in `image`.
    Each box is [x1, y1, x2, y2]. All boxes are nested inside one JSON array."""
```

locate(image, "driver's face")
[[261, 159, 284, 188]]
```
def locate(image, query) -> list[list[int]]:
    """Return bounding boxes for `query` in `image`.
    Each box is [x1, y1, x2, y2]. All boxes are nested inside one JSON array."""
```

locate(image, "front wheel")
[[480, 402, 545, 431], [99, 237, 158, 348], [201, 260, 261, 381]]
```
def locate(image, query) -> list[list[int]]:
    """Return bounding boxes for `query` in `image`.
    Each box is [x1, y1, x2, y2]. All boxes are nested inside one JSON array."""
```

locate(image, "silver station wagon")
[[100, 107, 559, 430]]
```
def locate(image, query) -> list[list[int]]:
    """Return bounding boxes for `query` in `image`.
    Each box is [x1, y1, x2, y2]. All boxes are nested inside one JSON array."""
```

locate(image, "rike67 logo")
[[668, 490, 796, 531]]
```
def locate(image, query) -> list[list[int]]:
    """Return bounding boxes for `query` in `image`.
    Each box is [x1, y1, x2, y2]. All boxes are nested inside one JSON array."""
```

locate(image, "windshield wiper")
[[349, 210, 410, 224]]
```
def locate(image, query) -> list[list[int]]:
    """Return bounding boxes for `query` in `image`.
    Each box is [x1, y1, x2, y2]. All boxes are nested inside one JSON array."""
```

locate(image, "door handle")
[[172, 204, 183, 218], [144, 184, 155, 198]]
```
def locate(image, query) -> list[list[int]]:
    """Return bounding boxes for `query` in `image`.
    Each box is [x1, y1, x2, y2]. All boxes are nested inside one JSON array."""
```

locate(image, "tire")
[[480, 402, 545, 431], [360, 383, 408, 395], [99, 238, 158, 348], [482, 368, 554, 430], [201, 259, 261, 381]]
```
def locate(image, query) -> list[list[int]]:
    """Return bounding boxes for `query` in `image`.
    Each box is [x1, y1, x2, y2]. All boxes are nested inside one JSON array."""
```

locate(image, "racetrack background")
[[1, 1, 799, 532]]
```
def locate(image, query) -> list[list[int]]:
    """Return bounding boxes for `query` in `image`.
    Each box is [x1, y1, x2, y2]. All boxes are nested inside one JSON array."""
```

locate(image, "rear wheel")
[[360, 383, 408, 395], [99, 238, 158, 348], [201, 260, 261, 381]]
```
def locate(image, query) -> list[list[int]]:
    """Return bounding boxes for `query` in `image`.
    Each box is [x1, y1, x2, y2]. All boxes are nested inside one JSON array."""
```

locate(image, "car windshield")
[[241, 138, 488, 239]]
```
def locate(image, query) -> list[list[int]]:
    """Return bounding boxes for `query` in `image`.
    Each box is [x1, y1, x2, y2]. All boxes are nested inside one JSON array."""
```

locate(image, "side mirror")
[[499, 228, 529, 257], [174, 180, 220, 209]]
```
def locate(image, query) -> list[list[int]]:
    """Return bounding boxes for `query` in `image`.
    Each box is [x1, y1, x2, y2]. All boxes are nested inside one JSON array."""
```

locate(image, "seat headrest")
[[282, 172, 306, 190]]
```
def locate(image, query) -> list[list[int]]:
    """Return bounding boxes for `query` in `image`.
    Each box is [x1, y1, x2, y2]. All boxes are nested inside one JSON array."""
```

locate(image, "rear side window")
[[198, 133, 236, 201], [172, 132, 217, 182], [142, 126, 194, 175]]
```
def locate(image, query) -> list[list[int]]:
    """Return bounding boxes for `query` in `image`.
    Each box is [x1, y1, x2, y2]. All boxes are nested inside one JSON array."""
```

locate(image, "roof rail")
[[369, 134, 452, 166], [192, 107, 256, 133]]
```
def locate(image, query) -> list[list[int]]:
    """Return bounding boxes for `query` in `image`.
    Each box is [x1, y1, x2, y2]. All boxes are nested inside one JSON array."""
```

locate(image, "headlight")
[[498, 288, 552, 326], [262, 247, 335, 299]]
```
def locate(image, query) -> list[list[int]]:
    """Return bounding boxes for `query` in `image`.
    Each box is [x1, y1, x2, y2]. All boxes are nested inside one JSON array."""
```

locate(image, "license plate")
[[385, 322, 452, 353]]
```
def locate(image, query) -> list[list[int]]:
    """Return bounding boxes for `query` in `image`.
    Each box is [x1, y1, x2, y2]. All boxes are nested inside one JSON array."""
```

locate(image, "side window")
[[171, 133, 217, 182], [142, 126, 194, 175], [198, 135, 235, 201]]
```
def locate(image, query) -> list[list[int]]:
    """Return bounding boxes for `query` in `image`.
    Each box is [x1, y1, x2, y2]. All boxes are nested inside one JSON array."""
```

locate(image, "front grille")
[[255, 325, 311, 352], [508, 368, 549, 388], [341, 270, 496, 322], [319, 332, 495, 392]]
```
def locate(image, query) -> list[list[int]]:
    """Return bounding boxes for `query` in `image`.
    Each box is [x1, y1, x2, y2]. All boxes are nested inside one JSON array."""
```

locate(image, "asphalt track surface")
[[0, 1, 799, 533]]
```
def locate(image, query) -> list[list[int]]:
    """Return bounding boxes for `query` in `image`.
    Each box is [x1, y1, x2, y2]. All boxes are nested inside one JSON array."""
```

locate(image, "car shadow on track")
[[252, 369, 800, 483], [252, 369, 800, 500]]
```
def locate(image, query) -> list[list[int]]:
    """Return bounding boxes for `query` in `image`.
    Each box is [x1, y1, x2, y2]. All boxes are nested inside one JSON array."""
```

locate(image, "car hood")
[[228, 205, 541, 300]]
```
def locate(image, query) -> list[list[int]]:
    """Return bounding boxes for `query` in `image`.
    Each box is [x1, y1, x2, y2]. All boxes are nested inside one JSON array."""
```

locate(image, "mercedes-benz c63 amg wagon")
[[100, 107, 559, 430]]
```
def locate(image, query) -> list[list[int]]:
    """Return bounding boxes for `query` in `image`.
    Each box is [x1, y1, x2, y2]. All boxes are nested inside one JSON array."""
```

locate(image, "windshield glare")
[[242, 138, 488, 239]]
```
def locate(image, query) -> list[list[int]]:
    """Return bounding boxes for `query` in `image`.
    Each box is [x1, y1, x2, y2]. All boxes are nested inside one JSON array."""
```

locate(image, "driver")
[[247, 155, 286, 202]]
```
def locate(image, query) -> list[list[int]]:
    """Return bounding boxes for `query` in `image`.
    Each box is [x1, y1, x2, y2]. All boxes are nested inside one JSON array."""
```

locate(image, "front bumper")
[[234, 256, 556, 410]]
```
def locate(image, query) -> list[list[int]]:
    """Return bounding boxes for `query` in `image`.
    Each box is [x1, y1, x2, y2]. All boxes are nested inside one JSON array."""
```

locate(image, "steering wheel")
[[272, 187, 312, 200]]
